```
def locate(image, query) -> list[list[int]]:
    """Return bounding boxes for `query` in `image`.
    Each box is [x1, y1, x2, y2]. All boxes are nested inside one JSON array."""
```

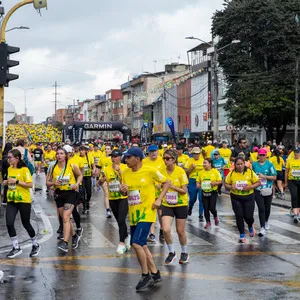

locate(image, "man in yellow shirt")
[[176, 145, 189, 169], [219, 141, 232, 178], [203, 140, 215, 158], [120, 147, 169, 291]]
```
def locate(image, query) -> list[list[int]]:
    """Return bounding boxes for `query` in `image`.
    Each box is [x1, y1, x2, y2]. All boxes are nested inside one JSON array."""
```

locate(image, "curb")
[[271, 202, 291, 210]]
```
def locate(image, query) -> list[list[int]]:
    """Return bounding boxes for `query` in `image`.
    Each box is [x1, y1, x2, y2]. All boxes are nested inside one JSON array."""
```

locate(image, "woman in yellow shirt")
[[197, 158, 223, 229], [3, 149, 39, 258], [285, 148, 300, 223], [270, 149, 285, 199], [225, 157, 260, 243], [160, 149, 189, 265]]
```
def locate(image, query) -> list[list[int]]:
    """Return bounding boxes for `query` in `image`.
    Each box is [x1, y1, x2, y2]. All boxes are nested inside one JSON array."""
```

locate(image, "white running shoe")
[[124, 235, 131, 251], [116, 244, 127, 255], [258, 227, 266, 237], [264, 222, 270, 230]]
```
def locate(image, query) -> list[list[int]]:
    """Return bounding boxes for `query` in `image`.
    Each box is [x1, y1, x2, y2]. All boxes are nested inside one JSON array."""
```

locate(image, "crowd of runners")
[[1, 136, 300, 291]]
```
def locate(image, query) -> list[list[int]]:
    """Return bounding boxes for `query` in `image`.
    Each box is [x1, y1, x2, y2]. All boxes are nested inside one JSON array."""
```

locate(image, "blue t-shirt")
[[252, 160, 277, 190], [212, 157, 226, 179]]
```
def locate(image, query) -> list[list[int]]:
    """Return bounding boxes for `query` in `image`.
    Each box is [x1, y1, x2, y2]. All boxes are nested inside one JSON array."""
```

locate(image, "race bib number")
[[8, 182, 16, 190], [128, 190, 142, 206], [109, 180, 120, 192], [94, 157, 100, 165], [292, 169, 300, 178], [165, 192, 178, 205], [35, 154, 40, 158], [45, 159, 50, 164], [57, 176, 70, 186], [236, 180, 248, 190], [178, 162, 184, 168], [84, 164, 91, 176], [260, 178, 267, 188], [201, 181, 211, 191]]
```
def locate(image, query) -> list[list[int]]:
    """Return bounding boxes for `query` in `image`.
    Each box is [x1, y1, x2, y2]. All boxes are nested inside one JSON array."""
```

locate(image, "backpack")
[[24, 148, 34, 175]]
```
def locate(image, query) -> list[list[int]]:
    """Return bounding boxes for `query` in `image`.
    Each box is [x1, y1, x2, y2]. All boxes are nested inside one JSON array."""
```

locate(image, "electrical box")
[[33, 0, 47, 9]]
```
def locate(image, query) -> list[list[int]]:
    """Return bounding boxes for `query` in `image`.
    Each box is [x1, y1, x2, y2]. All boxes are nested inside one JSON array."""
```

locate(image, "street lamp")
[[18, 87, 34, 122], [186, 36, 240, 141], [6, 26, 30, 32]]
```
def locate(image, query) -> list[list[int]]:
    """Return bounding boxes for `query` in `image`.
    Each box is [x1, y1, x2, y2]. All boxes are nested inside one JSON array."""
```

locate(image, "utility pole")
[[162, 77, 166, 133], [295, 57, 299, 145], [73, 99, 75, 121], [212, 49, 219, 142], [131, 91, 134, 134], [53, 81, 59, 122]]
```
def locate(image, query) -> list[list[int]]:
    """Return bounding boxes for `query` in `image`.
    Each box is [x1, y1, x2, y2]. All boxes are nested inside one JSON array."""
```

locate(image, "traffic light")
[[0, 42, 19, 87]]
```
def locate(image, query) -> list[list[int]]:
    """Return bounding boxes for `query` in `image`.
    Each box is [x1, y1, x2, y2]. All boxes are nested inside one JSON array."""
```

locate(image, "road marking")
[[81, 223, 114, 248], [269, 220, 300, 235]]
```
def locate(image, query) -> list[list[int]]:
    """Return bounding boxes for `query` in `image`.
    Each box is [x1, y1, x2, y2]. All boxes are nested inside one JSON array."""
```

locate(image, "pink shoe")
[[204, 222, 211, 229], [248, 226, 256, 237], [214, 216, 219, 226]]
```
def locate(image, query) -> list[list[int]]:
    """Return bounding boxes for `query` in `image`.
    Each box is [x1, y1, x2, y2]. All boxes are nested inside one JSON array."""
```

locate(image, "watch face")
[[195, 115, 199, 127]]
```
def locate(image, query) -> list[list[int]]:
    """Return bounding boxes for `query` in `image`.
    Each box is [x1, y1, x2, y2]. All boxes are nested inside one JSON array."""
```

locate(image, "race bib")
[[94, 157, 100, 165], [8, 182, 16, 190], [128, 190, 142, 206], [35, 154, 40, 158], [292, 169, 300, 178], [201, 181, 211, 191], [45, 159, 50, 164], [57, 176, 70, 186], [178, 162, 184, 168], [109, 180, 120, 192], [260, 178, 267, 188], [236, 180, 248, 190], [84, 164, 91, 176], [165, 192, 178, 205]]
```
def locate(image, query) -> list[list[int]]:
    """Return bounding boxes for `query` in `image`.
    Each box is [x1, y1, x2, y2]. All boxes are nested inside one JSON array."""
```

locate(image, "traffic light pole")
[[0, 1, 33, 149]]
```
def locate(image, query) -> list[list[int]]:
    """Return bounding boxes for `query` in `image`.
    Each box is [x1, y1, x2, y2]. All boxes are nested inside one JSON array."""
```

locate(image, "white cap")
[[163, 144, 168, 147], [63, 145, 73, 153]]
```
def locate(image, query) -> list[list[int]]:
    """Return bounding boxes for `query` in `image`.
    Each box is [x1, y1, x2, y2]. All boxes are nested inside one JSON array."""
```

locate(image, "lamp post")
[[18, 87, 34, 123], [185, 37, 240, 141]]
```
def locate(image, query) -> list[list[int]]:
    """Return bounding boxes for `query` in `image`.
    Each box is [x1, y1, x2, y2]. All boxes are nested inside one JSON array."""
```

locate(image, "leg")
[[72, 205, 81, 229], [277, 180, 284, 194], [117, 199, 128, 243], [264, 195, 273, 223], [85, 177, 92, 208], [6, 202, 19, 237], [19, 203, 36, 238], [231, 196, 245, 234], [82, 177, 87, 209], [209, 192, 218, 218], [188, 179, 197, 211], [197, 188, 204, 217], [243, 195, 255, 228], [254, 190, 265, 228], [143, 245, 158, 274], [162, 215, 173, 245], [202, 196, 210, 222], [58, 204, 75, 242], [101, 182, 110, 210], [176, 218, 187, 247], [288, 180, 299, 215], [132, 243, 148, 274]]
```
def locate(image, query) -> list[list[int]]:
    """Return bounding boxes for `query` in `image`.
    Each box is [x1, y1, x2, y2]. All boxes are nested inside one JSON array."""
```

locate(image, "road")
[[0, 173, 299, 300]]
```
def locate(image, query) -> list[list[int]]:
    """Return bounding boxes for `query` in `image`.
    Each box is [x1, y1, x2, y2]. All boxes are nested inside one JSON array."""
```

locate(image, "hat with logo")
[[147, 144, 158, 152], [111, 149, 123, 157], [258, 148, 267, 155], [123, 147, 144, 159]]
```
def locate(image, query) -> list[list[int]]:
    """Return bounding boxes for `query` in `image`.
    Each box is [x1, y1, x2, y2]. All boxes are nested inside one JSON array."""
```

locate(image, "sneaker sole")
[[136, 281, 154, 291], [179, 258, 189, 264], [165, 256, 177, 265], [6, 249, 23, 259], [58, 246, 68, 253], [30, 246, 41, 257]]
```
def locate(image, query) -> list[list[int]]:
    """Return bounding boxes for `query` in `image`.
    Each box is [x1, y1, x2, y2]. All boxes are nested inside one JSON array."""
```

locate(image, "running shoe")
[[264, 222, 270, 230], [135, 274, 154, 291], [72, 234, 80, 249], [258, 227, 266, 237], [57, 226, 63, 234], [125, 235, 131, 251], [57, 232, 64, 240], [165, 252, 176, 265], [214, 216, 220, 226], [147, 233, 156, 243], [116, 244, 127, 255], [159, 230, 165, 242], [76, 228, 83, 238], [179, 253, 189, 264], [248, 226, 256, 237], [204, 222, 211, 229], [58, 241, 68, 253], [30, 244, 40, 257], [106, 209, 112, 218], [6, 247, 22, 259], [294, 216, 299, 224], [198, 215, 204, 222], [239, 237, 246, 243], [151, 270, 162, 284]]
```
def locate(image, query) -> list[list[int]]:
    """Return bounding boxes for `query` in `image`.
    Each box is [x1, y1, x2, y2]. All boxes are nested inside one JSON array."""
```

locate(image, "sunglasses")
[[258, 154, 266, 156], [163, 157, 173, 161], [214, 153, 219, 156]]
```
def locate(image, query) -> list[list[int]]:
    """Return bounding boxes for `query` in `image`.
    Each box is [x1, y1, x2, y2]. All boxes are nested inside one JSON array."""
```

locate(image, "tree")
[[212, 0, 300, 142], [53, 121, 64, 131]]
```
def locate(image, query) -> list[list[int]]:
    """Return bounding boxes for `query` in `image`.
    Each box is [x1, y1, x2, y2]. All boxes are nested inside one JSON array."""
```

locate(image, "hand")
[[155, 184, 162, 190], [7, 178, 17, 184], [190, 164, 196, 170], [231, 184, 237, 190], [3, 180, 7, 186], [54, 180, 62, 186], [258, 173, 266, 179], [242, 185, 252, 191], [71, 183, 79, 191], [98, 177, 105, 185], [152, 199, 161, 210], [113, 165, 121, 172], [120, 184, 128, 194]]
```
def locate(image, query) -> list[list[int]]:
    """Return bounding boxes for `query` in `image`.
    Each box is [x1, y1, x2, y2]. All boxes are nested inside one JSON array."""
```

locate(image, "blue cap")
[[123, 147, 144, 159], [147, 144, 158, 152]]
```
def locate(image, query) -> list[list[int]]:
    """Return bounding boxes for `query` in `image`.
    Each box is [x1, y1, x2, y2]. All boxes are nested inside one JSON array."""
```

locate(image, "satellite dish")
[[4, 101, 16, 122]]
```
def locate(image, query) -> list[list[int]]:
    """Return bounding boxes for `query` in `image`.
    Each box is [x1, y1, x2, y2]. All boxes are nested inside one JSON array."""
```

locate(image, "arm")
[[72, 165, 83, 190], [153, 180, 170, 209], [169, 183, 187, 195], [7, 177, 33, 189]]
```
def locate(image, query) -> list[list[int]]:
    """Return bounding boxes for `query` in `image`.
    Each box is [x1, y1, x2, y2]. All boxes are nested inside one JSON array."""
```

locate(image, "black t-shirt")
[[231, 146, 250, 160], [33, 148, 44, 161]]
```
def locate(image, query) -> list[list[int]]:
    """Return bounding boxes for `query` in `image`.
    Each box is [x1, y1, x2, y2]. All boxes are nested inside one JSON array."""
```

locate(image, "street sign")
[[183, 128, 190, 138]]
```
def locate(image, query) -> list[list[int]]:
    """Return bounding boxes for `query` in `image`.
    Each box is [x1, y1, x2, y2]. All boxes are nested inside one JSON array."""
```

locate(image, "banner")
[[166, 117, 176, 142]]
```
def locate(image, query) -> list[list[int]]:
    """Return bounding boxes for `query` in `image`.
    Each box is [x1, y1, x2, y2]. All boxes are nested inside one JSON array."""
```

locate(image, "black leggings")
[[254, 190, 272, 228], [6, 202, 36, 238], [231, 193, 255, 235], [109, 199, 128, 243], [288, 180, 300, 209], [82, 177, 92, 208], [202, 191, 218, 222]]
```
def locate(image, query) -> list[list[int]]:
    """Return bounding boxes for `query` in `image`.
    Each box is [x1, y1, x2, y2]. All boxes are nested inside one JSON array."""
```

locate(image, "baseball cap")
[[163, 144, 168, 148], [110, 149, 123, 157], [123, 147, 144, 159], [214, 150, 220, 155], [207, 140, 212, 144], [191, 147, 201, 154], [253, 147, 259, 152], [147, 144, 158, 152], [176, 145, 184, 150], [258, 148, 267, 155], [63, 145, 73, 153]]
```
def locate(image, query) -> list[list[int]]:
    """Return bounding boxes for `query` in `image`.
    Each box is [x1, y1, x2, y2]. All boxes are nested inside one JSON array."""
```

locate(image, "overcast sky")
[[3, 0, 224, 123]]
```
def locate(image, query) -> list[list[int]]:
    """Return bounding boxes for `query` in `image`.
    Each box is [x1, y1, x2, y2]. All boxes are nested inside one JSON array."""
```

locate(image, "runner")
[[33, 143, 44, 176], [225, 157, 260, 243], [160, 149, 189, 265], [212, 150, 226, 195], [46, 147, 83, 252], [102, 149, 130, 254], [252, 149, 277, 236], [3, 149, 40, 258], [43, 144, 56, 175], [197, 158, 222, 229], [270, 149, 285, 199], [176, 145, 189, 169], [219, 141, 232, 178], [120, 147, 169, 291]]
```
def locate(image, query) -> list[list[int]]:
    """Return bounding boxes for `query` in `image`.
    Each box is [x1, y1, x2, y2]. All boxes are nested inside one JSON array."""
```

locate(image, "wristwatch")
[[16, 180, 19, 185]]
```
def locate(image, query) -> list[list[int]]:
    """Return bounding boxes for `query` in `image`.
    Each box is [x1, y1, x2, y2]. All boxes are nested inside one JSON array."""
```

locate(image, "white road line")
[[269, 220, 300, 235], [265, 231, 300, 244], [81, 223, 115, 248]]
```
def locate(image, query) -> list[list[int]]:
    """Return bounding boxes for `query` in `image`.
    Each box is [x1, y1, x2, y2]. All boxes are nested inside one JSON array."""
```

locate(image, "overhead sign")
[[183, 128, 190, 138]]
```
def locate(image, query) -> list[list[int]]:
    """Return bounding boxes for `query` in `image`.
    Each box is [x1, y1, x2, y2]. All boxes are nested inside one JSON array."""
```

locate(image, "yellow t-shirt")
[[225, 169, 259, 196], [104, 164, 127, 200], [158, 149, 164, 157], [92, 150, 103, 166], [286, 158, 300, 180], [7, 167, 32, 203], [184, 156, 204, 179], [143, 156, 166, 172], [160, 166, 189, 207], [197, 168, 222, 192], [269, 156, 285, 171], [52, 162, 76, 191], [69, 156, 84, 169], [122, 165, 167, 226], [98, 155, 112, 170], [177, 154, 189, 169], [219, 148, 232, 169], [250, 152, 258, 163], [81, 153, 94, 177], [203, 145, 215, 158], [44, 150, 56, 167]]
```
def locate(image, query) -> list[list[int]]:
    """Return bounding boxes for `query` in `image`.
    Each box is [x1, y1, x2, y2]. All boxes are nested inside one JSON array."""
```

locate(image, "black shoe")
[[294, 217, 299, 224], [57, 232, 64, 240], [218, 190, 222, 195], [72, 234, 80, 249], [58, 241, 68, 253], [179, 253, 189, 264], [198, 215, 204, 222], [135, 274, 154, 291], [6, 247, 22, 258], [151, 270, 162, 284], [82, 208, 86, 215], [57, 227, 63, 234], [30, 244, 40, 257], [165, 252, 176, 265], [147, 233, 156, 243], [159, 230, 165, 242], [76, 228, 83, 238], [188, 208, 192, 216]]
